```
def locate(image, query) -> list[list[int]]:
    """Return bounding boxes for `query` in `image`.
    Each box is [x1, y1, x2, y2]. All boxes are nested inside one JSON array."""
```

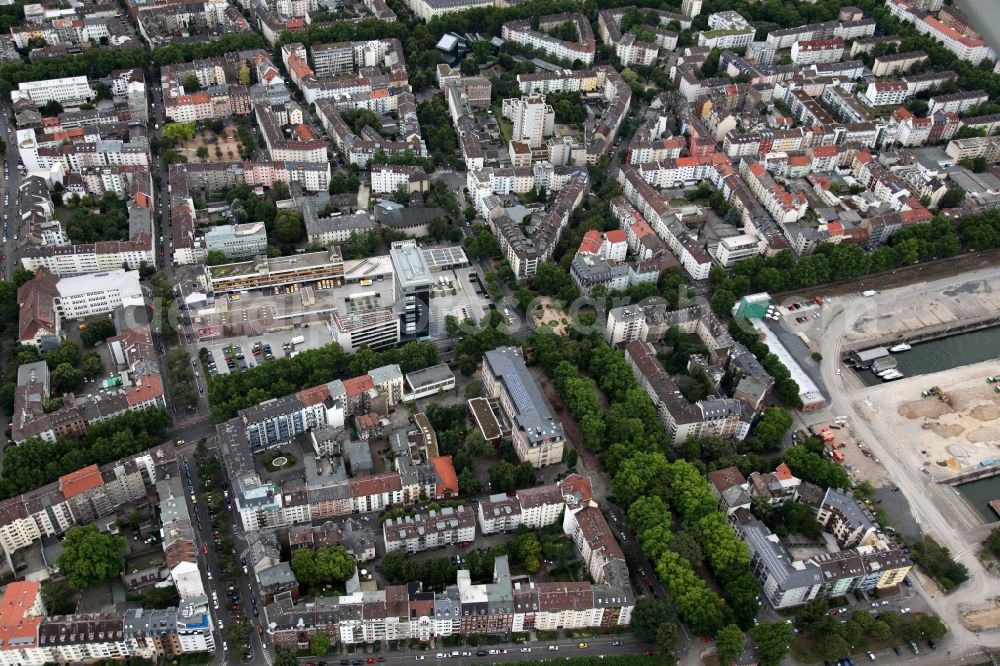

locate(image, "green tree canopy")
[[205, 250, 229, 266], [715, 624, 746, 665], [273, 210, 303, 244], [749, 622, 794, 666], [57, 525, 127, 589], [291, 545, 356, 589]]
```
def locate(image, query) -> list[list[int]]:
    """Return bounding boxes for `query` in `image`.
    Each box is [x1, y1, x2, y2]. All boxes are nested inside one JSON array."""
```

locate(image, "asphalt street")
[[181, 441, 273, 666], [297, 635, 653, 665], [1, 100, 22, 279]]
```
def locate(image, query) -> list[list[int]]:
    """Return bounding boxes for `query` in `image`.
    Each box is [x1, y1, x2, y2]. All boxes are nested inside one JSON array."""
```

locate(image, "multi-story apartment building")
[[477, 475, 591, 535], [562, 502, 627, 585], [515, 66, 630, 166], [872, 50, 928, 76], [370, 165, 430, 195], [59, 459, 152, 527], [928, 90, 989, 115], [791, 38, 845, 64], [699, 11, 756, 50], [311, 42, 356, 77], [615, 164, 718, 279], [713, 234, 763, 269], [860, 81, 910, 107], [886, 0, 995, 65], [482, 347, 565, 468], [739, 159, 809, 225], [625, 340, 747, 443], [17, 127, 151, 175], [400, 0, 492, 21], [902, 70, 958, 95], [946, 136, 1000, 162], [255, 102, 328, 164], [712, 465, 912, 609], [0, 573, 212, 663], [681, 0, 702, 17], [502, 13, 596, 65], [19, 238, 156, 277], [0, 448, 157, 567], [237, 383, 342, 451], [502, 96, 555, 148], [603, 302, 660, 347], [477, 494, 522, 534], [764, 17, 875, 50], [315, 99, 426, 167], [267, 552, 632, 649], [383, 506, 476, 553], [597, 8, 679, 67], [16, 267, 144, 341]]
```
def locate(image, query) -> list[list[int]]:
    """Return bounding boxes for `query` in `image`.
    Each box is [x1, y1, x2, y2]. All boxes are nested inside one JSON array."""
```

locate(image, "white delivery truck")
[[290, 335, 305, 346]]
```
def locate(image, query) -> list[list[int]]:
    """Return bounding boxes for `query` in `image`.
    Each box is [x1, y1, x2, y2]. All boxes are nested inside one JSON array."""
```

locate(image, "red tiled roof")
[[707, 466, 746, 493], [430, 456, 458, 496], [924, 16, 984, 47], [350, 473, 402, 498], [559, 474, 592, 505], [343, 375, 374, 398], [774, 463, 794, 481], [17, 267, 59, 343], [892, 107, 914, 122], [796, 38, 844, 50], [125, 375, 163, 407], [604, 230, 626, 244], [59, 464, 102, 498], [0, 582, 41, 650], [900, 207, 932, 223], [295, 124, 317, 141], [577, 230, 602, 255], [297, 384, 329, 407], [631, 220, 656, 238]]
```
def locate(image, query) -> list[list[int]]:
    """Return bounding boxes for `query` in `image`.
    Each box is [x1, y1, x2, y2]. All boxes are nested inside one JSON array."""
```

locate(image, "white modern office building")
[[54, 269, 144, 319], [203, 222, 268, 260], [13, 76, 94, 105]]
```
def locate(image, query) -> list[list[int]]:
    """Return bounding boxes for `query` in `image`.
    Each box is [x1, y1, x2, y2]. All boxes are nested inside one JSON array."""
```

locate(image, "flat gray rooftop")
[[390, 240, 432, 290]]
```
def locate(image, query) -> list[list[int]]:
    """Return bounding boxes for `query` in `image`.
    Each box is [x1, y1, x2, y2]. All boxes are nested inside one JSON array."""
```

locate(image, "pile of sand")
[[967, 425, 1000, 443], [970, 403, 1000, 422], [931, 423, 965, 438], [900, 399, 954, 419], [962, 600, 1000, 632]]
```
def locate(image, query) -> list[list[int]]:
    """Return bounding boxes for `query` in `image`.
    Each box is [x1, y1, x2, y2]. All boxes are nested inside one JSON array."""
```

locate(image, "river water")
[[957, 475, 1000, 523], [852, 326, 1000, 387]]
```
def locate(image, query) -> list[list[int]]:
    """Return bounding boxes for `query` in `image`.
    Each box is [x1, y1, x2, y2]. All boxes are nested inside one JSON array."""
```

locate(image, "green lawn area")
[[493, 104, 513, 144]]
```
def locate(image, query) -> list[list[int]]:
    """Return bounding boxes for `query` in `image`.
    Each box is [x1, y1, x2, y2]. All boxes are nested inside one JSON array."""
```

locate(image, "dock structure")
[[851, 347, 890, 368], [843, 311, 1000, 362]]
